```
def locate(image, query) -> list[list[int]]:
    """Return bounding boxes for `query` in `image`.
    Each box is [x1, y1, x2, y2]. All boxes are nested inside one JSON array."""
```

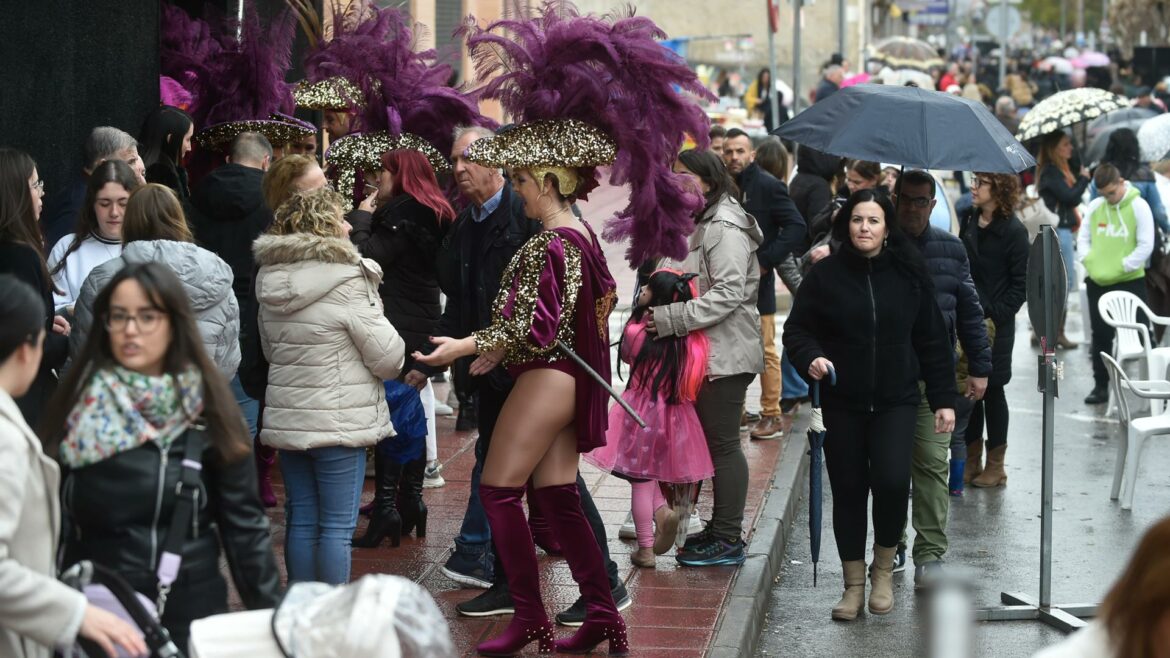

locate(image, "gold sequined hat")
[[293, 76, 365, 111], [195, 115, 316, 151], [465, 119, 616, 196], [325, 130, 451, 195]]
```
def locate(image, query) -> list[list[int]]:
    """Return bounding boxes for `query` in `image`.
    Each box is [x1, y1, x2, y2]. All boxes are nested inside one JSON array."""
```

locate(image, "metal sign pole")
[[973, 226, 1098, 633]]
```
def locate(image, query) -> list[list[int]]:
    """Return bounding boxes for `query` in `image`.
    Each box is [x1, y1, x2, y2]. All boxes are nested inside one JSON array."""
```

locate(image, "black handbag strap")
[[154, 424, 207, 614]]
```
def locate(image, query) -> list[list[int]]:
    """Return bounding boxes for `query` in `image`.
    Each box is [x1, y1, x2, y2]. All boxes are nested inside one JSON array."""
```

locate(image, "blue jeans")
[[780, 349, 809, 400], [454, 382, 509, 558], [279, 446, 366, 584], [1057, 227, 1077, 293], [230, 374, 259, 438]]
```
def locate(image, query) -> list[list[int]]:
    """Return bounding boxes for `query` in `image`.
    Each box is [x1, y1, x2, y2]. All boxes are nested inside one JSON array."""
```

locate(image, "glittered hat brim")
[[293, 77, 365, 111], [325, 131, 450, 174], [464, 119, 616, 170], [196, 120, 316, 150]]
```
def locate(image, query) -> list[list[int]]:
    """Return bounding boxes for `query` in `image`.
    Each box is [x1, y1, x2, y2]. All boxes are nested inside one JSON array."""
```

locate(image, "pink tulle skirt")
[[585, 390, 713, 484]]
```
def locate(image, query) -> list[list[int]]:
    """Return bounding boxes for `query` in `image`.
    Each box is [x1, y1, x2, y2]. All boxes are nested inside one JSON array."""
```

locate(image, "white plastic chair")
[[1098, 291, 1170, 415], [1101, 352, 1170, 510]]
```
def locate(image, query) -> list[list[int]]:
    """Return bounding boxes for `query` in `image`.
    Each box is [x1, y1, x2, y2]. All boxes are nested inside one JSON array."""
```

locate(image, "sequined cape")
[[474, 224, 618, 452]]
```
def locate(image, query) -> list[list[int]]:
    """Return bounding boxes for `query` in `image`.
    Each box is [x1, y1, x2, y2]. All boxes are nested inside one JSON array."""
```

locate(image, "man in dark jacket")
[[185, 131, 273, 439], [814, 65, 845, 104], [413, 126, 629, 624], [723, 128, 807, 439], [895, 170, 992, 585]]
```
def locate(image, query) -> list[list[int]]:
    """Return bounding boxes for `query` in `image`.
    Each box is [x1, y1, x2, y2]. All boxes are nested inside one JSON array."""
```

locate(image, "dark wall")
[[0, 0, 159, 202]]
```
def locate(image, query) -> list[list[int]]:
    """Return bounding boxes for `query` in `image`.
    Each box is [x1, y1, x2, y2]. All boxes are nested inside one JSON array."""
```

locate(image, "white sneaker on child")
[[686, 514, 703, 535]]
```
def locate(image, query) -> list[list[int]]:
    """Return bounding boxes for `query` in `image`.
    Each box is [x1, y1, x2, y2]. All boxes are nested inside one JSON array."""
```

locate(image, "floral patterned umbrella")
[[1016, 87, 1130, 143]]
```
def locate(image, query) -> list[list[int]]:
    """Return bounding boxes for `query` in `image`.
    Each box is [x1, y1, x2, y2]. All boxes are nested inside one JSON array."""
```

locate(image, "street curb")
[[707, 430, 810, 658]]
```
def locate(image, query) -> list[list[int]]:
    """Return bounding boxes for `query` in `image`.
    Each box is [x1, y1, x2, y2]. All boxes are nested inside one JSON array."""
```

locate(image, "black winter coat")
[[60, 428, 281, 639], [735, 163, 807, 314], [959, 208, 1030, 386], [1038, 164, 1090, 229], [146, 159, 190, 203], [350, 195, 445, 366], [912, 225, 993, 379], [417, 183, 540, 386], [186, 163, 272, 306], [788, 147, 842, 249], [0, 242, 68, 427], [783, 245, 957, 412]]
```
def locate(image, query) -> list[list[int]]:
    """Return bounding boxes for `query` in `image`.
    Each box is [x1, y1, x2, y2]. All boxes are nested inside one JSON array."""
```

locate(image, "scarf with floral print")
[[60, 366, 204, 468]]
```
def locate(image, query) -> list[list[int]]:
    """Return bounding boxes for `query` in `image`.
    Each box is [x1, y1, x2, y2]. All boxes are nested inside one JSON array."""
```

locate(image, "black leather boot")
[[353, 450, 403, 548], [398, 457, 428, 538]]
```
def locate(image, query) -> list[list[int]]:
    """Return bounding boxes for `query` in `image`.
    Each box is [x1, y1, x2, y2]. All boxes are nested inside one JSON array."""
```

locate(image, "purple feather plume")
[[160, 3, 223, 118], [462, 1, 716, 265], [194, 5, 297, 127]]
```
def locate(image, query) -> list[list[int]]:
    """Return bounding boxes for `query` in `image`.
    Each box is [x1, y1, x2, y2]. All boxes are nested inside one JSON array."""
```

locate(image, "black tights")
[[822, 405, 917, 562], [965, 384, 1009, 450]]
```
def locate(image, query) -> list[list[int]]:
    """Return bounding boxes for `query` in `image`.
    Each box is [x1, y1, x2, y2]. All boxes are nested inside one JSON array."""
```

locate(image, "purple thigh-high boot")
[[476, 484, 555, 656], [526, 480, 563, 555], [533, 483, 629, 655]]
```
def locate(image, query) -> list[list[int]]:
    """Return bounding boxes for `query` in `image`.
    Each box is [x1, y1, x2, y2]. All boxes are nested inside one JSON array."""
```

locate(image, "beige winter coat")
[[0, 391, 86, 658], [254, 233, 405, 450], [654, 194, 766, 379]]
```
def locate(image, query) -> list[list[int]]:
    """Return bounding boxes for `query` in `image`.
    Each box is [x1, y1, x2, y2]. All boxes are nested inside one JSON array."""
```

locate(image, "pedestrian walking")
[[139, 105, 194, 203], [1079, 163, 1156, 405], [349, 148, 455, 548], [652, 148, 764, 567], [0, 276, 147, 658], [784, 189, 956, 621], [894, 170, 991, 585], [722, 128, 807, 440], [252, 187, 405, 584], [1037, 130, 1090, 347], [43, 262, 282, 651], [0, 148, 70, 428], [71, 184, 241, 378], [586, 269, 715, 569], [47, 160, 139, 313], [957, 173, 1029, 491]]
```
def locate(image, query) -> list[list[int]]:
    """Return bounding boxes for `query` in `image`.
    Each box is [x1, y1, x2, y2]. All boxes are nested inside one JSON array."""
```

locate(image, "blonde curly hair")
[[268, 187, 347, 238]]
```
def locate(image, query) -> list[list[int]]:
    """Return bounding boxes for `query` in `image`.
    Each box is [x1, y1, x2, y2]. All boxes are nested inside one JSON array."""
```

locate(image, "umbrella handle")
[[811, 366, 837, 407]]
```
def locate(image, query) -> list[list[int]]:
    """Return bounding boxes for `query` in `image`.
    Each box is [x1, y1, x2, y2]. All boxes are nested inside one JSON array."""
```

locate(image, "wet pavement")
[[756, 297, 1170, 658]]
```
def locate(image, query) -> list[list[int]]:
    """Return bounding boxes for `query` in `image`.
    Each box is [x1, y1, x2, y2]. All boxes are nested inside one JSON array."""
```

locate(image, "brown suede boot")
[[831, 560, 867, 621], [868, 545, 897, 615], [973, 445, 1008, 487], [964, 441, 984, 484], [1057, 318, 1078, 349]]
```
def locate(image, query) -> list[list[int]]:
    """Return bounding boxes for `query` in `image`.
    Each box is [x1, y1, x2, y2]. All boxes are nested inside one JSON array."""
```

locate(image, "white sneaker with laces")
[[423, 460, 445, 488], [434, 402, 454, 417]]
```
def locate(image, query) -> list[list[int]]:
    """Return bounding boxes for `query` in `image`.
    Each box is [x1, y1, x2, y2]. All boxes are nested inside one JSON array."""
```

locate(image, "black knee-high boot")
[[353, 450, 403, 548], [398, 457, 428, 538]]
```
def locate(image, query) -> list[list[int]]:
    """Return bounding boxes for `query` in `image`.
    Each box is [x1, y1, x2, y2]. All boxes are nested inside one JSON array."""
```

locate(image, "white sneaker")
[[434, 402, 454, 417], [423, 461, 445, 488], [686, 514, 703, 535], [618, 511, 637, 539]]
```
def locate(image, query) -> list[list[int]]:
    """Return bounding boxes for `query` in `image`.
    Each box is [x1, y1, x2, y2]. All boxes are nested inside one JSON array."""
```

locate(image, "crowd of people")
[[2, 2, 1170, 657]]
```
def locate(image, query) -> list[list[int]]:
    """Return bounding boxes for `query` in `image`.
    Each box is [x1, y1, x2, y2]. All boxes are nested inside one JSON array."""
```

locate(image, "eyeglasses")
[[971, 178, 992, 189], [30, 179, 44, 194], [105, 310, 167, 334], [900, 195, 933, 208]]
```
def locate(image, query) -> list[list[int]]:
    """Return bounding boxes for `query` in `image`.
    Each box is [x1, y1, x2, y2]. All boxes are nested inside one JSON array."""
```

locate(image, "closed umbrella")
[[1016, 87, 1130, 143], [775, 84, 1035, 173], [1138, 113, 1170, 162], [807, 368, 836, 586], [868, 36, 944, 72]]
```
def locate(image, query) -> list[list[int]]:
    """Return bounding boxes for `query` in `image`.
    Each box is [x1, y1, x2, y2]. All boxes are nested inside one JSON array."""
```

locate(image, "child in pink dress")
[[586, 269, 714, 568]]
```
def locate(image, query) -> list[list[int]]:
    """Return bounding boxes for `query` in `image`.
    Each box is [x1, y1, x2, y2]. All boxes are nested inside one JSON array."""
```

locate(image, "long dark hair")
[[139, 105, 193, 169], [40, 262, 249, 462], [677, 148, 740, 214], [624, 270, 708, 404], [50, 160, 140, 276], [0, 274, 45, 364], [0, 147, 54, 293], [1102, 128, 1143, 180], [831, 188, 933, 291]]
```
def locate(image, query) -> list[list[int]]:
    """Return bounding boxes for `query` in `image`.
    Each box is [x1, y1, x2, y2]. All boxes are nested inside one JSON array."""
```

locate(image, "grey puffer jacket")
[[253, 233, 405, 451], [654, 195, 766, 379], [72, 240, 241, 376]]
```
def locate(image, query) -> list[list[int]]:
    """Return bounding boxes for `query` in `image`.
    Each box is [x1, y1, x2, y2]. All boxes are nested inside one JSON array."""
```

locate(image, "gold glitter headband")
[[293, 77, 366, 111], [531, 166, 582, 196], [195, 119, 316, 151], [465, 119, 617, 171]]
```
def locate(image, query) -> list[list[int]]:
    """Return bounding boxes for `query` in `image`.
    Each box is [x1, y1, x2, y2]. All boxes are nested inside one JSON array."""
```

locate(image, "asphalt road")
[[757, 303, 1170, 658]]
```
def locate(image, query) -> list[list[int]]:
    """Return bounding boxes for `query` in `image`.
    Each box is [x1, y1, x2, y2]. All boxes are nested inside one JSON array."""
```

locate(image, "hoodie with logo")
[[1078, 181, 1155, 286]]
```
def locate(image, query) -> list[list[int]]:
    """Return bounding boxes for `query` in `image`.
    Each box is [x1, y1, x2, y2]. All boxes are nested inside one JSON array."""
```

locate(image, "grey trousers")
[[695, 373, 755, 542]]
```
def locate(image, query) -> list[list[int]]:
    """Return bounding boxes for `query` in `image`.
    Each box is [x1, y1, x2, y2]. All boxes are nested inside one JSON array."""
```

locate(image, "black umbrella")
[[775, 84, 1035, 173], [808, 367, 836, 586]]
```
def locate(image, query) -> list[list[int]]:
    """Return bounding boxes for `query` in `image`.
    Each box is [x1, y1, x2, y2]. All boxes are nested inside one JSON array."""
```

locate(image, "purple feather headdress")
[[461, 1, 716, 265], [160, 3, 223, 120]]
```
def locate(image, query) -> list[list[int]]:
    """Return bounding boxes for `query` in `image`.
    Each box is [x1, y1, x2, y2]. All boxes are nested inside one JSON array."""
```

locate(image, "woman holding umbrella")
[[784, 189, 956, 621], [1037, 130, 1091, 348]]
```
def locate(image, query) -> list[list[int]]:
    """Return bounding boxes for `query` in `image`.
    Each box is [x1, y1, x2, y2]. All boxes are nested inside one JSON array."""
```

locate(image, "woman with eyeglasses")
[[43, 262, 281, 652], [71, 184, 240, 378], [0, 148, 71, 427], [955, 173, 1028, 493]]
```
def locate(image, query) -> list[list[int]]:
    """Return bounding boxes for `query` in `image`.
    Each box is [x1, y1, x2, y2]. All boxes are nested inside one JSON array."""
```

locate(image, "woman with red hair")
[[350, 147, 454, 548]]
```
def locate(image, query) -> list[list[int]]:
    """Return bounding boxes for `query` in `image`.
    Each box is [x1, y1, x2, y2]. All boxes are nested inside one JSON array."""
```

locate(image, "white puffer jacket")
[[253, 233, 405, 450]]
